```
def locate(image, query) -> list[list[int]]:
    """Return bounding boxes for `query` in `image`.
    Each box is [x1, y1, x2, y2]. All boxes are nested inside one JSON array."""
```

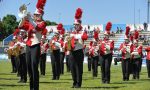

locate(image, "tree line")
[[0, 14, 57, 41]]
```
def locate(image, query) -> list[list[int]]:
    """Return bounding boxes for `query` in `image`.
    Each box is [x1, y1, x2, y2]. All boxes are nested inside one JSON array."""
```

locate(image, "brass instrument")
[[18, 4, 28, 18], [67, 37, 72, 51], [13, 46, 21, 57], [7, 49, 13, 59]]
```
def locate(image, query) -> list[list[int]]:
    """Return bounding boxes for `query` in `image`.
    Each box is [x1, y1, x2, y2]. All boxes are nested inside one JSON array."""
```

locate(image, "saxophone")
[[65, 35, 72, 51]]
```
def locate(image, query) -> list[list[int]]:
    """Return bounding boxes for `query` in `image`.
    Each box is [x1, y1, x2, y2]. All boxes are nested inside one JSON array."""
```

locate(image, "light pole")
[[138, 9, 140, 24], [133, 0, 136, 30], [147, 0, 150, 23]]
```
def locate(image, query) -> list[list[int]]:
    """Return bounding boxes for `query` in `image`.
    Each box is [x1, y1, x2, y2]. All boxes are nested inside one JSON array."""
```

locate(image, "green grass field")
[[0, 61, 150, 90]]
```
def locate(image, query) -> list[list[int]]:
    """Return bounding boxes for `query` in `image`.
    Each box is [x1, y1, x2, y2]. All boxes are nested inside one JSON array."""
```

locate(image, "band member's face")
[[55, 34, 59, 39], [125, 39, 129, 43], [104, 35, 109, 39], [34, 14, 42, 21], [74, 24, 81, 31], [134, 43, 138, 46]]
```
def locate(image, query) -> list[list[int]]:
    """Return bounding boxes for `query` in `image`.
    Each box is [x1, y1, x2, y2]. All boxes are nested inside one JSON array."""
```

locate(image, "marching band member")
[[145, 44, 150, 78], [131, 30, 142, 79], [40, 34, 49, 76], [99, 22, 114, 84], [16, 35, 27, 83], [69, 8, 88, 88], [57, 23, 66, 75], [7, 40, 17, 73], [89, 40, 99, 77], [18, 0, 47, 89], [13, 28, 21, 77], [119, 26, 133, 81], [64, 35, 71, 72], [50, 33, 61, 80], [87, 41, 93, 71]]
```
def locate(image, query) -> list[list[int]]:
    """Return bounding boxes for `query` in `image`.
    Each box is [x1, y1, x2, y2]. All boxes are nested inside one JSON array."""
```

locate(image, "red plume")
[[134, 30, 139, 40], [60, 28, 65, 35], [36, 0, 46, 10], [82, 31, 88, 41], [105, 22, 112, 32], [89, 41, 93, 46], [125, 26, 130, 36], [57, 23, 63, 30], [94, 30, 99, 40], [130, 35, 133, 41], [42, 28, 47, 35], [75, 8, 83, 20]]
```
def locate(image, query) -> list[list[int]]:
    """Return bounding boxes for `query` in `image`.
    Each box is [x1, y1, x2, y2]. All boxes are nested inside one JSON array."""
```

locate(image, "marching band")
[[4, 0, 150, 89]]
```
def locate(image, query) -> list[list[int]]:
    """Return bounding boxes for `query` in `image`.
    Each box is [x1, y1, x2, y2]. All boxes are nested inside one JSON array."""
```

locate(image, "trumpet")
[[18, 4, 29, 18]]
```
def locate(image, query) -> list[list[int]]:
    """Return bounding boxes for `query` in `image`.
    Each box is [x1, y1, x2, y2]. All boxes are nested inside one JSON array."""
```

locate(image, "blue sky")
[[0, 0, 148, 24]]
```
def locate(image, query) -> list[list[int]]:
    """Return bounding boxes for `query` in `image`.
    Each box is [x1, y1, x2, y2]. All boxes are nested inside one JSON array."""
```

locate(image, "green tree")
[[2, 14, 18, 39], [0, 19, 4, 40], [45, 20, 57, 26]]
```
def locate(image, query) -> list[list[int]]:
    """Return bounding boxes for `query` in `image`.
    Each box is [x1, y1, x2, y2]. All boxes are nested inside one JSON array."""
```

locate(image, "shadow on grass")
[[0, 73, 15, 76], [60, 77, 97, 81], [0, 84, 28, 87], [0, 77, 18, 80], [40, 81, 69, 84], [111, 81, 137, 84], [139, 79, 150, 81], [82, 86, 126, 89]]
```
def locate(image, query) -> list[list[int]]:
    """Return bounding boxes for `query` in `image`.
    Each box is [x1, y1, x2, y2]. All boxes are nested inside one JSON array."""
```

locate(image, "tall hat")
[[133, 30, 139, 43], [104, 22, 112, 35], [74, 8, 83, 24], [93, 30, 99, 40], [34, 0, 47, 15], [56, 23, 65, 35], [89, 41, 93, 46], [124, 26, 130, 39]]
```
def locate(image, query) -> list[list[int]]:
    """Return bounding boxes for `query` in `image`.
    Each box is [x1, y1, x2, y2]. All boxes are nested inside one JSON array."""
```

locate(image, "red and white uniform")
[[89, 44, 99, 57], [41, 42, 49, 54], [50, 36, 61, 50], [145, 46, 150, 60], [59, 38, 65, 52], [100, 38, 114, 56], [19, 20, 46, 46], [15, 40, 26, 54], [131, 45, 143, 59], [64, 41, 70, 55], [70, 31, 88, 51], [119, 42, 133, 59]]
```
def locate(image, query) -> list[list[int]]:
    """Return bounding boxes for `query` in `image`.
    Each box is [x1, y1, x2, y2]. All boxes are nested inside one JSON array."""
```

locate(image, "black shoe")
[[126, 79, 129, 81], [22, 79, 27, 83], [105, 81, 110, 84], [52, 77, 56, 80], [132, 76, 136, 79], [18, 80, 23, 83], [71, 85, 75, 88], [11, 71, 15, 73], [56, 76, 60, 80], [102, 80, 106, 84], [41, 74, 45, 76], [74, 85, 81, 88]]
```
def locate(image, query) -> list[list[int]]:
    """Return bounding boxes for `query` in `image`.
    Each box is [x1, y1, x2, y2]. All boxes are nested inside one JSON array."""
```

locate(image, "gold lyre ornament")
[[18, 4, 28, 18], [7, 49, 12, 59], [13, 46, 21, 57], [67, 37, 72, 51]]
